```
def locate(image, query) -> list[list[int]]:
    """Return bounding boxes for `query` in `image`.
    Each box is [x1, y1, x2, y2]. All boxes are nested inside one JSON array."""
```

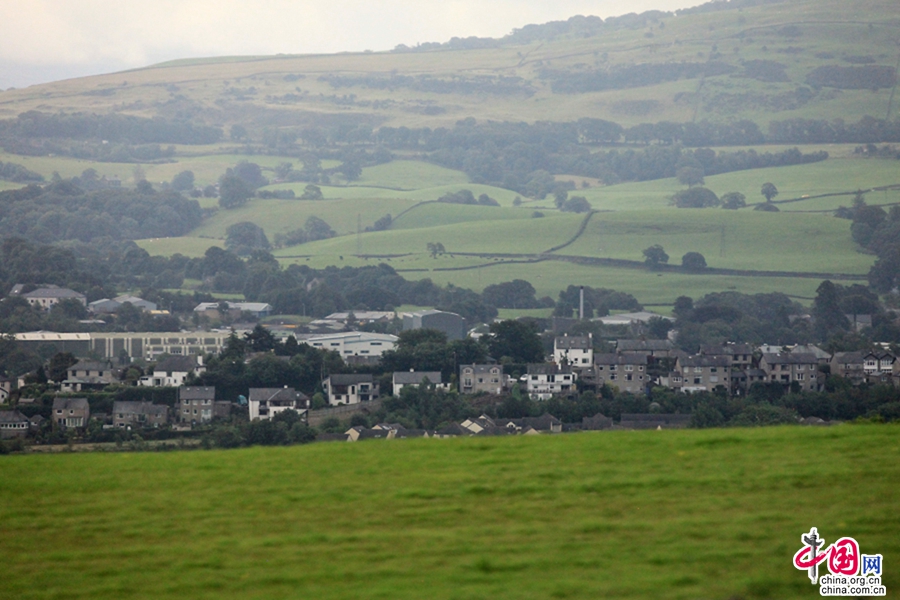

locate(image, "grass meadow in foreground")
[[1, 425, 897, 600]]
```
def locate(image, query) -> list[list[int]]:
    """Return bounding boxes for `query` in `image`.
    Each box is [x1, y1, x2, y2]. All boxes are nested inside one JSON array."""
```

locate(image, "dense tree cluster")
[[0, 179, 202, 243]]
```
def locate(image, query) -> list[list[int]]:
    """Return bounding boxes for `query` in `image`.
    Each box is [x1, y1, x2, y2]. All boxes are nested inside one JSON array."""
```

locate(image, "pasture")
[[1, 425, 896, 599]]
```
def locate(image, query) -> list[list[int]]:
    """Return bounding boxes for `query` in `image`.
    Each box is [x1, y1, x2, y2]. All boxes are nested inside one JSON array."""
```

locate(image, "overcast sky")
[[0, 0, 702, 89]]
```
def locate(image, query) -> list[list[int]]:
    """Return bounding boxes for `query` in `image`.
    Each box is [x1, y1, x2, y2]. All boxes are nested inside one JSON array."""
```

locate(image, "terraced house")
[[758, 353, 820, 392]]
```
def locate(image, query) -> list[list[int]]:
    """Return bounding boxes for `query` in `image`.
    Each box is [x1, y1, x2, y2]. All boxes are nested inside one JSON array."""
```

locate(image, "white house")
[[21, 286, 86, 310], [139, 356, 205, 387], [391, 370, 449, 396], [522, 364, 577, 400], [554, 334, 593, 366], [248, 387, 308, 421]]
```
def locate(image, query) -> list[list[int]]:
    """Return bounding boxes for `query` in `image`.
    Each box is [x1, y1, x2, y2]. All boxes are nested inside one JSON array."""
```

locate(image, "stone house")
[[391, 371, 448, 396], [52, 397, 90, 429], [758, 353, 820, 392], [592, 353, 649, 395], [112, 401, 169, 429], [0, 410, 31, 438], [672, 355, 731, 393], [459, 364, 507, 395], [177, 386, 219, 425], [830, 352, 866, 385], [61, 360, 116, 392]]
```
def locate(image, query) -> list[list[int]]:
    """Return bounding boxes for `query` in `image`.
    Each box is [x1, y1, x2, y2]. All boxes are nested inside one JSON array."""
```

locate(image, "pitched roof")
[[112, 401, 167, 416], [52, 397, 89, 411], [393, 371, 443, 385], [594, 352, 648, 366], [327, 374, 374, 385], [616, 339, 672, 352], [153, 356, 200, 373], [555, 335, 591, 350], [0, 410, 29, 424], [526, 363, 573, 375], [677, 354, 731, 368], [761, 352, 818, 365], [179, 386, 216, 400], [22, 287, 85, 300]]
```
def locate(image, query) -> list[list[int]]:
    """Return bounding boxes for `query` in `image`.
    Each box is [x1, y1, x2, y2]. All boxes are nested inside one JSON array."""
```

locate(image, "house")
[[582, 413, 613, 430], [758, 353, 820, 391], [498, 414, 563, 434], [592, 353, 649, 395], [830, 352, 866, 385], [402, 309, 467, 341], [139, 356, 205, 387], [21, 286, 86, 310], [672, 355, 731, 393], [392, 370, 447, 396], [52, 397, 90, 429], [619, 413, 692, 429], [699, 343, 755, 369], [306, 332, 398, 362], [0, 410, 31, 438], [178, 386, 218, 425], [554, 334, 593, 366], [193, 301, 273, 319], [862, 351, 895, 385], [248, 387, 309, 420], [61, 360, 116, 392], [523, 364, 576, 400], [323, 375, 379, 406], [459, 364, 507, 395], [112, 401, 169, 429]]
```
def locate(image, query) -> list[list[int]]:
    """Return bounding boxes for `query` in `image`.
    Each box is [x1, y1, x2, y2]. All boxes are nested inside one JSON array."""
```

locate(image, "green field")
[[1, 425, 897, 599]]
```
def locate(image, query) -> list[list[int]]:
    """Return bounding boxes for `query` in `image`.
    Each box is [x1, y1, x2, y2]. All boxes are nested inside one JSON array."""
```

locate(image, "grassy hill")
[[1, 425, 897, 599], [0, 0, 898, 130]]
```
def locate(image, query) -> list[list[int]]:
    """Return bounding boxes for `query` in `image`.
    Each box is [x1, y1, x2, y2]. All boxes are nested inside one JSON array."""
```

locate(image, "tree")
[[300, 184, 323, 200], [812, 280, 849, 340], [761, 182, 779, 202], [643, 244, 669, 268], [47, 352, 78, 383], [230, 124, 248, 142], [244, 324, 277, 353], [562, 196, 592, 213], [218, 174, 253, 209], [487, 320, 544, 364], [676, 166, 705, 187], [225, 222, 270, 254], [482, 280, 538, 309], [338, 160, 362, 181], [171, 170, 195, 192], [232, 161, 268, 188], [721, 192, 746, 210], [670, 187, 720, 208], [427, 242, 445, 258], [304, 216, 335, 241], [681, 252, 707, 271]]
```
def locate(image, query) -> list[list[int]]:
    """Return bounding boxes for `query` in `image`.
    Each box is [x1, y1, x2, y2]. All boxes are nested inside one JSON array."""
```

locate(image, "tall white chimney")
[[579, 286, 584, 321]]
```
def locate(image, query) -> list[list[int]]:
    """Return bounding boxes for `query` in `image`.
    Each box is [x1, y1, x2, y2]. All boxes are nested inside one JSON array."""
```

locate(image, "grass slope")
[[1, 425, 897, 599]]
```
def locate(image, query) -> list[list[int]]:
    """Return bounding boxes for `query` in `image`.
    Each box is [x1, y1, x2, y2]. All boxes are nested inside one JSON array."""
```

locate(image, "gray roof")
[[0, 410, 29, 424], [328, 374, 374, 385], [393, 371, 443, 385], [831, 352, 865, 364], [52, 397, 89, 411], [153, 356, 201, 373], [526, 363, 573, 375], [112, 401, 167, 416], [459, 364, 501, 374], [555, 335, 591, 350], [23, 287, 85, 299], [594, 352, 648, 366], [761, 352, 818, 365], [677, 355, 731, 368], [70, 360, 112, 372], [179, 386, 216, 400], [700, 344, 754, 356], [616, 339, 672, 352]]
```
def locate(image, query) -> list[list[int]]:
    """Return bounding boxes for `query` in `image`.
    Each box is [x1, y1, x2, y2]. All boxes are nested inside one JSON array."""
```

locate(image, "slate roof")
[[22, 287, 85, 300], [555, 335, 591, 350], [52, 397, 89, 411], [153, 356, 201, 373], [616, 339, 672, 352], [0, 410, 29, 425], [393, 371, 443, 385], [594, 352, 649, 366], [761, 352, 818, 365], [248, 387, 307, 403], [112, 401, 168, 417], [526, 363, 573, 376], [179, 386, 216, 400], [328, 374, 374, 385], [677, 355, 731, 368]]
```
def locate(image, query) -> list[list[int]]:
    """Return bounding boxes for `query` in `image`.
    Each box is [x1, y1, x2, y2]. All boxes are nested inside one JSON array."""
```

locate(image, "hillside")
[[1, 0, 899, 309], [1, 425, 897, 599], [0, 0, 898, 131]]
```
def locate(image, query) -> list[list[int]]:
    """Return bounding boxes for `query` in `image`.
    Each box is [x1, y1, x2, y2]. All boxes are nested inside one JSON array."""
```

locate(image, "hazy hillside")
[[0, 0, 897, 134]]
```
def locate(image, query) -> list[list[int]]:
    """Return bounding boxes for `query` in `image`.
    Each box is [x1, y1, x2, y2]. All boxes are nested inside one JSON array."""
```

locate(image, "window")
[[710, 367, 717, 373], [625, 365, 633, 372], [609, 365, 617, 371]]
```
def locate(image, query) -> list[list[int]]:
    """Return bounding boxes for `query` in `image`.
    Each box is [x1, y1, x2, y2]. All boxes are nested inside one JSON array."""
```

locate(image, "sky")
[[0, 0, 703, 89]]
